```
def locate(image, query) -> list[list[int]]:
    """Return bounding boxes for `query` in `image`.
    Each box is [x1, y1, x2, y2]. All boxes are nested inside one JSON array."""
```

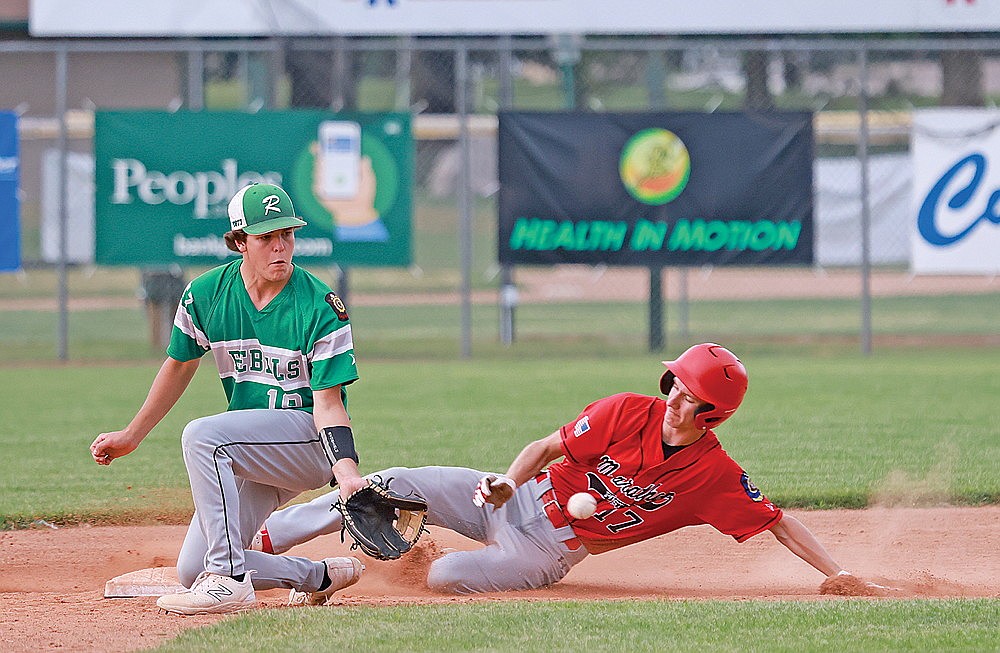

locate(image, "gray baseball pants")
[[174, 408, 331, 593], [259, 465, 590, 593]]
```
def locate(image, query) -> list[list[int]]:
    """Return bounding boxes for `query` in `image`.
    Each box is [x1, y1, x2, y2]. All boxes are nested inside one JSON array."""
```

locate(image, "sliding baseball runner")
[[251, 344, 864, 594]]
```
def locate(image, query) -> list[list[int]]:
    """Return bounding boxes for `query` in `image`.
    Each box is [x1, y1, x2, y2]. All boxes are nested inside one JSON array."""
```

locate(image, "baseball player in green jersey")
[[90, 182, 367, 615]]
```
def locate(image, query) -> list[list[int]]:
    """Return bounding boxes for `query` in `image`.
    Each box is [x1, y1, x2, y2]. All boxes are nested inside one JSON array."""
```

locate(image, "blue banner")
[[0, 111, 19, 272]]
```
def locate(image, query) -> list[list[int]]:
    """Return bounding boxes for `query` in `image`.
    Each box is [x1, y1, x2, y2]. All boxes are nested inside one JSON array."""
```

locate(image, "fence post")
[[646, 48, 669, 353], [858, 47, 873, 356], [552, 34, 580, 109], [678, 268, 689, 340], [649, 267, 665, 351], [56, 46, 69, 361], [332, 35, 348, 111], [269, 39, 285, 109], [186, 47, 204, 109], [456, 44, 473, 358], [395, 36, 413, 110], [498, 35, 517, 345]]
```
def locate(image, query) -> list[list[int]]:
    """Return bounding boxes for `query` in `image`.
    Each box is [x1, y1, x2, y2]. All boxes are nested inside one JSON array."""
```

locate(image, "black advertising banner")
[[498, 111, 813, 266]]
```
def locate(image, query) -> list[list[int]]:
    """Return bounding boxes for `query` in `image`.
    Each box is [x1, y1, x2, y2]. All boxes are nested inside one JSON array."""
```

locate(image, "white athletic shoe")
[[156, 571, 256, 615], [288, 557, 363, 606]]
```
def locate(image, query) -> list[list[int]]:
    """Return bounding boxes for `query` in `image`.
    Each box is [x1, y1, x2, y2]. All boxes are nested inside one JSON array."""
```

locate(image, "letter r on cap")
[[262, 194, 281, 214]]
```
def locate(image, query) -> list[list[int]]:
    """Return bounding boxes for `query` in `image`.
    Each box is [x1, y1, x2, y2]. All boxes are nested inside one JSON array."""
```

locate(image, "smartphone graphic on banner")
[[318, 120, 361, 200]]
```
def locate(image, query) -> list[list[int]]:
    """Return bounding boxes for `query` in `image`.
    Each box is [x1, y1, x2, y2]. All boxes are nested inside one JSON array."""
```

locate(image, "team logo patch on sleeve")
[[325, 292, 349, 321], [740, 472, 763, 502], [573, 416, 591, 438]]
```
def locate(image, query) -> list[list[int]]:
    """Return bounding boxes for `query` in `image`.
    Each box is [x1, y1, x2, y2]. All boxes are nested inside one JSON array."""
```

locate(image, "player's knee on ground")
[[427, 551, 506, 594], [426, 553, 468, 593]]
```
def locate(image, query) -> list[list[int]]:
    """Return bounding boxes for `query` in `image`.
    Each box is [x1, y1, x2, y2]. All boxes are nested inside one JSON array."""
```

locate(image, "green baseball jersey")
[[167, 261, 358, 413]]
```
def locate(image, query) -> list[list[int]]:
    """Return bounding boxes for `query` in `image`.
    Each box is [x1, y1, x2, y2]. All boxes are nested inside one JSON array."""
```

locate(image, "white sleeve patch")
[[310, 324, 354, 362], [173, 301, 209, 350]]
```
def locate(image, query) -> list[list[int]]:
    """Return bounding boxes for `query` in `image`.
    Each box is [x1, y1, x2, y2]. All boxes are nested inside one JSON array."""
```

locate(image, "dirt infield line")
[[1, 506, 997, 652]]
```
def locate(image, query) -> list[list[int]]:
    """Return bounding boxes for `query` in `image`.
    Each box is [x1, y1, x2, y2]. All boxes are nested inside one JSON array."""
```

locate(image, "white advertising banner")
[[911, 109, 1000, 275], [41, 150, 95, 264], [816, 154, 911, 267], [30, 0, 1000, 37]]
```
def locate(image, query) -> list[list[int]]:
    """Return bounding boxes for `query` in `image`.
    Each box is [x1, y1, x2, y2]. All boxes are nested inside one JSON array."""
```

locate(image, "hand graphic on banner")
[[311, 143, 387, 242]]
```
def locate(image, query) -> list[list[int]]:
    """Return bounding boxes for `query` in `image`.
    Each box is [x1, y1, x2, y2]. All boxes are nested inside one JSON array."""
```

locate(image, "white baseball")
[[566, 492, 597, 519]]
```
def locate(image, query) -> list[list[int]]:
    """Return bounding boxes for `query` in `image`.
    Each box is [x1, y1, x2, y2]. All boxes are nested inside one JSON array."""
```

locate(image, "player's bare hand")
[[472, 474, 516, 509], [338, 475, 369, 501], [90, 430, 139, 466]]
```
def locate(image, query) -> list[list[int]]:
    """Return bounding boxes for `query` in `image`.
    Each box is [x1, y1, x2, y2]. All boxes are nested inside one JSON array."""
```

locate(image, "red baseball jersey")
[[546, 392, 782, 554]]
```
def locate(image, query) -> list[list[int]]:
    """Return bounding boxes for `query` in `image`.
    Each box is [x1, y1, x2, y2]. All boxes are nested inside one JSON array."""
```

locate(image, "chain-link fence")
[[1, 36, 998, 361]]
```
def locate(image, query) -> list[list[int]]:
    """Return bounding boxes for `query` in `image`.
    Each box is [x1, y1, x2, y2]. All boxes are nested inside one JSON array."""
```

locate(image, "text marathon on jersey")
[[508, 218, 803, 252]]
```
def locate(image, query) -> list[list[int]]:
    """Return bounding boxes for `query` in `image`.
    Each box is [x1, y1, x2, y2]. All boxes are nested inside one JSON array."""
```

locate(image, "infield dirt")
[[1, 505, 997, 652]]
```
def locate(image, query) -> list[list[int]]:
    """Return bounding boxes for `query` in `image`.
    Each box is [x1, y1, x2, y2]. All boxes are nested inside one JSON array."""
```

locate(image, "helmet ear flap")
[[695, 402, 717, 423], [659, 370, 676, 395]]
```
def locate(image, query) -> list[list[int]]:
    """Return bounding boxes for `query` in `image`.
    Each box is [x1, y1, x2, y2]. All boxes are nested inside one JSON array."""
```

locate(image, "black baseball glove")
[[335, 477, 428, 561]]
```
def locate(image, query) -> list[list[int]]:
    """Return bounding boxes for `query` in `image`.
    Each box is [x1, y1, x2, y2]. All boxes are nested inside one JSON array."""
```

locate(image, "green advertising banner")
[[95, 110, 412, 266]]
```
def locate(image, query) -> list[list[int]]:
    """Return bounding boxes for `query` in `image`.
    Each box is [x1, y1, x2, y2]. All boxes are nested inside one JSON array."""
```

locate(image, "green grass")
[[2, 291, 997, 362], [1, 348, 997, 528], [0, 362, 223, 526], [154, 599, 1000, 652], [1, 304, 996, 653]]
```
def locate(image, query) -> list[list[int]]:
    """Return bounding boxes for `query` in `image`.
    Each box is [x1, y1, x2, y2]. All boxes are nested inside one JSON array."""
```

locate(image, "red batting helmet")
[[659, 343, 748, 429]]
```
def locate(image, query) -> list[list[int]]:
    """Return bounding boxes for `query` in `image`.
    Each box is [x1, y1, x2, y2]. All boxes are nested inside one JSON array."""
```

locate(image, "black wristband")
[[319, 425, 359, 466]]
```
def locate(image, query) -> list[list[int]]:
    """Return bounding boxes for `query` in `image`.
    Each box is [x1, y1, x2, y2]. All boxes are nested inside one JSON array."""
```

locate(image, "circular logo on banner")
[[619, 128, 690, 205]]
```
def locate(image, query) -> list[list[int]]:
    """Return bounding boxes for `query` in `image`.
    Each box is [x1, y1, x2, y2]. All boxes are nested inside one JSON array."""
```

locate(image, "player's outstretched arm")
[[313, 385, 368, 499], [504, 431, 564, 487], [90, 356, 201, 465], [769, 513, 844, 577], [771, 513, 899, 594], [473, 431, 564, 509]]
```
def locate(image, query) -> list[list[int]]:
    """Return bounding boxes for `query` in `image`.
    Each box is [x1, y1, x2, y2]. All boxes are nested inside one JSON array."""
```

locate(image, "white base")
[[104, 567, 185, 598]]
